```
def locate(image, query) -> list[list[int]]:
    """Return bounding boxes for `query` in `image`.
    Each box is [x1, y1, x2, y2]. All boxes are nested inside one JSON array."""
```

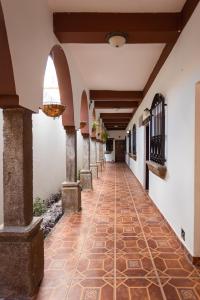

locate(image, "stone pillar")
[[99, 142, 105, 167], [96, 141, 103, 173], [62, 126, 81, 212], [90, 138, 98, 178], [80, 134, 92, 190], [0, 108, 44, 298]]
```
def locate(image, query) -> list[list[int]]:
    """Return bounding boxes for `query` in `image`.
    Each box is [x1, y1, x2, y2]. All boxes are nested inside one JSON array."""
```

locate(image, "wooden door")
[[115, 140, 125, 162]]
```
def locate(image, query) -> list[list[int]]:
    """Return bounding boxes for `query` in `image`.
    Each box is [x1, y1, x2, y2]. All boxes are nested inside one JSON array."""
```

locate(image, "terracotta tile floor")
[[35, 163, 200, 300]]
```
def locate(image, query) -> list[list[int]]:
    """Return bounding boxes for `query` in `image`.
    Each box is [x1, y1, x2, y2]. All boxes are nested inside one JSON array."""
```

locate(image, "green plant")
[[92, 121, 98, 131], [102, 131, 109, 142], [33, 197, 47, 216]]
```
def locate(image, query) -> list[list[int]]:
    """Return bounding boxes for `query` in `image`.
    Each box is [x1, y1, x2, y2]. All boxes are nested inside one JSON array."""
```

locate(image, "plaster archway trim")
[[0, 1, 18, 108], [50, 45, 75, 127]]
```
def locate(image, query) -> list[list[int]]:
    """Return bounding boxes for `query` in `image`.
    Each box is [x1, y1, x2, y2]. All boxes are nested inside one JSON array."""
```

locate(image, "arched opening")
[[43, 56, 61, 104], [80, 90, 89, 135], [49, 45, 74, 127]]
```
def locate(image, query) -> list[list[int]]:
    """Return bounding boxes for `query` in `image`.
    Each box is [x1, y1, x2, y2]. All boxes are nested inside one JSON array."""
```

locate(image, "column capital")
[[82, 133, 90, 138], [64, 125, 76, 133]]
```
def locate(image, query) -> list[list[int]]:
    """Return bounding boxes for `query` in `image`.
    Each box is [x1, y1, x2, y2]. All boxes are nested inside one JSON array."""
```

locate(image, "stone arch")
[[0, 1, 17, 107], [80, 90, 89, 135], [49, 45, 74, 127]]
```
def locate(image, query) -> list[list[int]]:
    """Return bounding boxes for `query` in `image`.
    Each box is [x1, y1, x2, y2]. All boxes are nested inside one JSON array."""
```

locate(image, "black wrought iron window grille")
[[128, 130, 131, 153], [132, 125, 136, 155], [150, 93, 166, 165]]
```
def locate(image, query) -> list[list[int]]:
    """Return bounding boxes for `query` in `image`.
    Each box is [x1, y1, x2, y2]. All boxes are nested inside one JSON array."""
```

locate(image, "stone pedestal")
[[62, 181, 81, 212], [0, 218, 44, 298], [0, 108, 44, 298], [90, 163, 98, 178], [90, 138, 98, 178], [80, 134, 93, 189], [97, 160, 103, 173], [80, 169, 93, 190]]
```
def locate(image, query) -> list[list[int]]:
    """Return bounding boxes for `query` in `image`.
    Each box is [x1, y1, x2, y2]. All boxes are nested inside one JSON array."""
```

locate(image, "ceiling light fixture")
[[106, 32, 128, 48]]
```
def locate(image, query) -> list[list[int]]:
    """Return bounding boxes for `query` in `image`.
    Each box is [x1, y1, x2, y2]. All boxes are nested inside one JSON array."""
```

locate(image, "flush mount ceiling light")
[[106, 32, 128, 48]]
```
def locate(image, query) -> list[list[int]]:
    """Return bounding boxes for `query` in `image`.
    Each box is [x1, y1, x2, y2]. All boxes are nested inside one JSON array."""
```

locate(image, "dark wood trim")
[[90, 90, 143, 101], [143, 0, 199, 97], [64, 126, 76, 133], [0, 2, 17, 107], [106, 128, 126, 131], [103, 119, 130, 123], [95, 101, 138, 108], [0, 95, 20, 108], [100, 113, 133, 119], [143, 43, 175, 97], [181, 0, 200, 28], [54, 12, 181, 44]]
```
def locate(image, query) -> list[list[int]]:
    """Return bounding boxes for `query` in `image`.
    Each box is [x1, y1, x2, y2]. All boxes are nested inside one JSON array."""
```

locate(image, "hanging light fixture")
[[41, 56, 66, 118], [106, 32, 128, 48]]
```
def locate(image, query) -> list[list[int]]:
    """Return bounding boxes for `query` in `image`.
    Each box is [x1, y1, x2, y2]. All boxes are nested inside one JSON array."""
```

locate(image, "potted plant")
[[101, 131, 109, 143]]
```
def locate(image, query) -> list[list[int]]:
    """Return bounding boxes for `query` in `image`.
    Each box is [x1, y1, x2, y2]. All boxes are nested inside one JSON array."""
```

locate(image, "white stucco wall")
[[126, 3, 200, 256], [105, 130, 126, 162], [33, 111, 66, 201]]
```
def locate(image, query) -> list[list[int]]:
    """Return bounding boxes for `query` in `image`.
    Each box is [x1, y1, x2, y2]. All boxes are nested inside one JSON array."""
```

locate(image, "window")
[[150, 93, 166, 165], [128, 130, 131, 153], [106, 138, 113, 152], [132, 125, 136, 155]]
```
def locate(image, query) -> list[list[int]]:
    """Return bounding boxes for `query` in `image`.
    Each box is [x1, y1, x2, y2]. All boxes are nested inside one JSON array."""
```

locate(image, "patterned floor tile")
[[116, 278, 165, 300], [116, 253, 156, 277], [67, 278, 114, 300], [34, 164, 200, 300], [161, 277, 200, 300]]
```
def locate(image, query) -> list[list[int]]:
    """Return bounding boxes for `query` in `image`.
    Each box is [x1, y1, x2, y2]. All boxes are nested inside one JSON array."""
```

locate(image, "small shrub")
[[33, 197, 47, 216]]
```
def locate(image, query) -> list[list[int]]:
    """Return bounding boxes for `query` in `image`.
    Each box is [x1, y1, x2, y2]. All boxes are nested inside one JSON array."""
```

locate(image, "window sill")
[[146, 160, 167, 179], [129, 153, 137, 161]]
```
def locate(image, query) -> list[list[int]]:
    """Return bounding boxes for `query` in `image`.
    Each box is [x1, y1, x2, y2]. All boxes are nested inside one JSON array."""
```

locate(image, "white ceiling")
[[65, 44, 165, 90], [48, 0, 185, 13]]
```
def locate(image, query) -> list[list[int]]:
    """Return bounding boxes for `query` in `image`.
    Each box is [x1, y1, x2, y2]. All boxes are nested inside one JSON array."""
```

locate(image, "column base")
[[62, 181, 81, 212], [97, 161, 103, 173], [0, 218, 44, 298], [101, 158, 106, 168], [90, 163, 98, 179], [80, 170, 93, 190]]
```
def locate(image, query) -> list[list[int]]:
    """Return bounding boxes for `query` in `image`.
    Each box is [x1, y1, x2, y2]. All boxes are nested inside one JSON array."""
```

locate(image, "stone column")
[[62, 126, 81, 212], [99, 141, 105, 167], [0, 108, 44, 298], [80, 133, 92, 190], [96, 141, 103, 173], [90, 138, 98, 178]]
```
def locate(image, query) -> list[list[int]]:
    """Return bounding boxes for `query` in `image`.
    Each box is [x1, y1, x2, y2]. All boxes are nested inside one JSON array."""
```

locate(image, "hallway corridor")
[[36, 164, 200, 300]]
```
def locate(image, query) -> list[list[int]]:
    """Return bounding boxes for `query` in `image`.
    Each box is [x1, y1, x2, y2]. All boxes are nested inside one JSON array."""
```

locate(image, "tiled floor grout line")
[[64, 172, 107, 300], [114, 163, 117, 300], [122, 165, 167, 300]]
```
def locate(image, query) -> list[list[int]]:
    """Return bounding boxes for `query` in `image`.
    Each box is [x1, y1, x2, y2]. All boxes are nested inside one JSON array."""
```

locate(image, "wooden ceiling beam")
[[100, 113, 132, 119], [95, 101, 138, 108], [90, 90, 143, 101], [53, 12, 181, 44], [102, 119, 130, 123]]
